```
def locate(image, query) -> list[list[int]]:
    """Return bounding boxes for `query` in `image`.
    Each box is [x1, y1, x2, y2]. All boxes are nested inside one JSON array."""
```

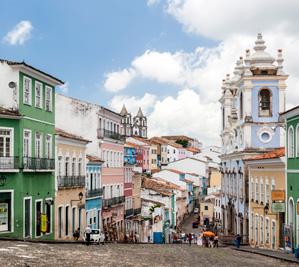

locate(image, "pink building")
[[98, 108, 125, 241]]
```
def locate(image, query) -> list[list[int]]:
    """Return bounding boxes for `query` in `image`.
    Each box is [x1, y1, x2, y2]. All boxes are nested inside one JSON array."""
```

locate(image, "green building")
[[0, 60, 63, 240], [280, 106, 299, 250]]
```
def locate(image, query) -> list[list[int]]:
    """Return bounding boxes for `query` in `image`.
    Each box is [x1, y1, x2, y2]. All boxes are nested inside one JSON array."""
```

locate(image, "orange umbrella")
[[203, 231, 215, 237]]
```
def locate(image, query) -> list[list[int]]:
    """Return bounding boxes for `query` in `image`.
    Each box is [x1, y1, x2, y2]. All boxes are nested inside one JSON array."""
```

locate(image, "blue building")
[[220, 33, 287, 239], [86, 155, 104, 230], [124, 144, 137, 165]]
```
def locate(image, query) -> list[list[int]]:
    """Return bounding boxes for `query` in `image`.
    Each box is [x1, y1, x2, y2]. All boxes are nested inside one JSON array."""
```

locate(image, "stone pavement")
[[233, 246, 299, 264], [0, 240, 297, 267]]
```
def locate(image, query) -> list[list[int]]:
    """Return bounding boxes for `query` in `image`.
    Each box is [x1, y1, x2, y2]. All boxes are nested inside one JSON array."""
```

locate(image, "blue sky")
[[0, 0, 214, 105], [1, 0, 298, 145]]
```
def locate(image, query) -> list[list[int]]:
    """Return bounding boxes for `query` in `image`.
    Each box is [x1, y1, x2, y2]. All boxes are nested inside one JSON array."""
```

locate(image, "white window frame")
[[288, 126, 295, 158], [0, 127, 14, 158], [45, 134, 52, 159], [296, 124, 299, 157], [45, 86, 53, 112], [35, 199, 43, 238], [0, 190, 14, 233], [35, 132, 43, 158], [265, 217, 270, 243], [45, 197, 53, 234], [23, 196, 32, 238], [23, 76, 32, 105], [23, 129, 32, 157], [260, 178, 264, 203], [255, 178, 259, 202], [35, 81, 43, 108]]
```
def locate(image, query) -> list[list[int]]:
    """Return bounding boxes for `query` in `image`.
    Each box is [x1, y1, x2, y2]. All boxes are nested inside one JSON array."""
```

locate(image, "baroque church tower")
[[120, 105, 147, 138], [219, 33, 288, 238]]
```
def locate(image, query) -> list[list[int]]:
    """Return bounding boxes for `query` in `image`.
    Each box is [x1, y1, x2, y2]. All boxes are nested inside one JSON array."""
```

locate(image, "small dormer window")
[[259, 88, 272, 117], [261, 70, 268, 75]]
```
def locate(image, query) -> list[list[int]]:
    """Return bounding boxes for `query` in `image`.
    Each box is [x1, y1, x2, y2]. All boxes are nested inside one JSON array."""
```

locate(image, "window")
[[45, 200, 51, 234], [23, 77, 32, 105], [35, 132, 42, 158], [240, 92, 243, 119], [0, 192, 13, 232], [255, 179, 259, 202], [204, 206, 208, 211], [35, 81, 43, 108], [58, 156, 62, 176], [65, 206, 69, 236], [260, 179, 264, 203], [71, 158, 76, 176], [23, 130, 31, 157], [297, 125, 299, 157], [65, 157, 69, 176], [78, 159, 82, 176], [251, 179, 254, 200], [35, 200, 42, 237], [260, 216, 264, 244], [288, 126, 295, 158], [259, 89, 271, 116], [72, 207, 76, 234], [265, 218, 270, 243], [45, 135, 52, 159], [265, 179, 270, 203], [45, 86, 53, 111], [0, 129, 12, 157]]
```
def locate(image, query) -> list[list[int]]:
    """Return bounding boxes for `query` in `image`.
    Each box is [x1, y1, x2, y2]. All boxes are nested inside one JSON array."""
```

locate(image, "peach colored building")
[[55, 129, 89, 240]]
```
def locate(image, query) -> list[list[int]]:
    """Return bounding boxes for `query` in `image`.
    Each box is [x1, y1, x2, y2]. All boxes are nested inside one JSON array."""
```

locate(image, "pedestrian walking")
[[214, 234, 219, 248], [100, 232, 105, 245], [73, 227, 80, 240], [197, 235, 203, 247], [235, 234, 242, 249], [85, 226, 91, 246], [188, 233, 192, 246]]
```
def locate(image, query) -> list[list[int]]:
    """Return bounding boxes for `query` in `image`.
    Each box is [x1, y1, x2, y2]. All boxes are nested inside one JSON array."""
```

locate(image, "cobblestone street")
[[0, 241, 296, 267]]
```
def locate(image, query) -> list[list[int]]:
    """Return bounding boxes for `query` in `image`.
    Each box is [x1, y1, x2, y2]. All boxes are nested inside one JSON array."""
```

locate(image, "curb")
[[232, 247, 299, 264]]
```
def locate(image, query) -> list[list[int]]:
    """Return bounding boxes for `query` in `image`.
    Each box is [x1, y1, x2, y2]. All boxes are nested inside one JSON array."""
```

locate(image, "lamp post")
[[71, 192, 84, 206]]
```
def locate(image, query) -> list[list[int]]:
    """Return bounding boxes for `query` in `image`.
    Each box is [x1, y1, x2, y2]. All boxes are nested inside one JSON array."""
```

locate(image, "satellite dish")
[[8, 82, 16, 88]]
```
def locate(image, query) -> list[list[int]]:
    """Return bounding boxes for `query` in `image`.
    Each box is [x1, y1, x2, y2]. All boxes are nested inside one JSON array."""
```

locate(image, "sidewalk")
[[232, 246, 299, 264]]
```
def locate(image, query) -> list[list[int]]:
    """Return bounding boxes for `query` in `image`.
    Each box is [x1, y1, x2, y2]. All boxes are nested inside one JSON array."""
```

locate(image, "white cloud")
[[109, 93, 157, 115], [59, 82, 70, 94], [166, 0, 299, 40], [147, 0, 160, 6], [104, 68, 136, 92], [3, 20, 33, 45]]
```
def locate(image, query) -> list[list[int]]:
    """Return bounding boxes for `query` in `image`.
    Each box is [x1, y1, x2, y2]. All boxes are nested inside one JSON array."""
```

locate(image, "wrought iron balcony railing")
[[133, 207, 141, 216], [97, 129, 125, 141], [125, 208, 134, 218], [86, 188, 103, 198], [0, 156, 19, 169], [23, 157, 55, 170], [58, 176, 85, 188], [103, 196, 125, 208]]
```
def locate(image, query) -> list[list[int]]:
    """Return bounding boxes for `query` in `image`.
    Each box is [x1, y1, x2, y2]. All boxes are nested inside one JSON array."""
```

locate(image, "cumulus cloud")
[[166, 0, 299, 40], [104, 68, 136, 92], [109, 93, 157, 115], [147, 0, 160, 6], [3, 20, 33, 45]]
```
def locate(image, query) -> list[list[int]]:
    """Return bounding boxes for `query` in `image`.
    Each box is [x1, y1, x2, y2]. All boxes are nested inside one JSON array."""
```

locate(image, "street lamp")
[[264, 203, 269, 215], [71, 192, 84, 206]]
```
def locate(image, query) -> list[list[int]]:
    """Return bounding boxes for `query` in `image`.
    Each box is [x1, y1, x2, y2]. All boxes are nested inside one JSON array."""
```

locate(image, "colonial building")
[[280, 105, 299, 251], [0, 60, 63, 240], [220, 34, 287, 241], [55, 129, 89, 239], [120, 105, 147, 139], [245, 148, 285, 250]]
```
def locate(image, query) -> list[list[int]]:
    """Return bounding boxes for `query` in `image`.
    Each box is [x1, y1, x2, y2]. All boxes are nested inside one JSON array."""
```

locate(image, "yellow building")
[[150, 143, 158, 172], [245, 148, 285, 250], [55, 129, 90, 240]]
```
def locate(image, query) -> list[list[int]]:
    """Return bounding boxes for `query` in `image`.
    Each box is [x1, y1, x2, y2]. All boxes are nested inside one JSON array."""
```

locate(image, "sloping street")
[[0, 240, 296, 267]]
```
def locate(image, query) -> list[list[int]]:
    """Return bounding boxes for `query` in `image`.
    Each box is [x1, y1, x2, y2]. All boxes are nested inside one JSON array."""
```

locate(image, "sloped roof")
[[162, 135, 194, 141], [56, 128, 90, 143], [245, 147, 285, 161], [168, 141, 183, 149], [86, 155, 104, 163], [165, 169, 185, 175], [149, 136, 170, 145], [0, 107, 21, 118], [142, 177, 183, 196], [186, 147, 200, 153], [120, 104, 128, 116], [0, 59, 64, 85]]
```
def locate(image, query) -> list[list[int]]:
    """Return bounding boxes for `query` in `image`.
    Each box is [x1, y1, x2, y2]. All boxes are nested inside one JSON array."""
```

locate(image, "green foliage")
[[176, 139, 188, 148]]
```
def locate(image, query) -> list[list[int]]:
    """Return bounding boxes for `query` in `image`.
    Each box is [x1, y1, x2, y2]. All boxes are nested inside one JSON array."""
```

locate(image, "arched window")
[[240, 92, 243, 119], [288, 126, 294, 158], [259, 89, 272, 117], [222, 107, 225, 130], [296, 125, 299, 157]]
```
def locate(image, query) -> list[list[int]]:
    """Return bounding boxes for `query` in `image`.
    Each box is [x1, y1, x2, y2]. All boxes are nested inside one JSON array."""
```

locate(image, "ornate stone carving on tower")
[[120, 105, 147, 138]]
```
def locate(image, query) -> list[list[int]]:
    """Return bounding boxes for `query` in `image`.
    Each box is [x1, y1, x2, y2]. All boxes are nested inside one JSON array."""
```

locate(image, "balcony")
[[23, 157, 54, 170], [0, 157, 19, 170], [58, 176, 85, 188], [125, 208, 134, 218], [97, 129, 125, 141], [103, 196, 125, 208], [86, 188, 103, 198], [133, 207, 141, 216]]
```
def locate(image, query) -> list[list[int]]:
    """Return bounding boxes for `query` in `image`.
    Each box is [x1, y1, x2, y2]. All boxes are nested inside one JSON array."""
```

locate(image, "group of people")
[[197, 234, 219, 248], [124, 232, 140, 243]]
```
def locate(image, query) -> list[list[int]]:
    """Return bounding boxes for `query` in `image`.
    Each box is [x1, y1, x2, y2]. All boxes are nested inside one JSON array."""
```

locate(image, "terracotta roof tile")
[[165, 169, 185, 175], [246, 148, 285, 161], [86, 154, 104, 163], [56, 128, 90, 143]]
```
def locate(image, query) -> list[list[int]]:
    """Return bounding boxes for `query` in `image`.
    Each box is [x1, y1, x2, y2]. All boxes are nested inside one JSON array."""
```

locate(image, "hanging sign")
[[272, 202, 285, 213], [271, 190, 285, 202]]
